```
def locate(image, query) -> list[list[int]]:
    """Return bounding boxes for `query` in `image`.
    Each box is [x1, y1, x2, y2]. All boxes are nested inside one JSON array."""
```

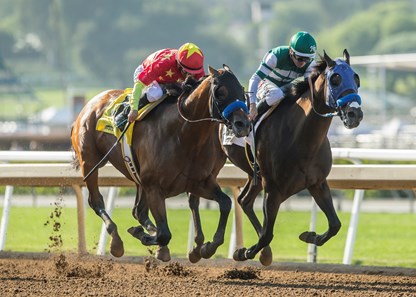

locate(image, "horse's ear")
[[223, 64, 233, 73], [343, 49, 350, 65], [208, 65, 220, 77], [323, 50, 336, 68]]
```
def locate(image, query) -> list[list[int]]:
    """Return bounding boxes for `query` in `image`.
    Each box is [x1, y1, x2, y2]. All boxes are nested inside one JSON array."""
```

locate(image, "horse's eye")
[[354, 73, 360, 88], [330, 73, 341, 86], [215, 86, 227, 100]]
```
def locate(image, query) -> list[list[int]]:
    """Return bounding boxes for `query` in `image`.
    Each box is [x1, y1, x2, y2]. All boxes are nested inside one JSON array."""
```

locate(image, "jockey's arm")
[[130, 80, 146, 110], [128, 80, 146, 122], [247, 52, 276, 120]]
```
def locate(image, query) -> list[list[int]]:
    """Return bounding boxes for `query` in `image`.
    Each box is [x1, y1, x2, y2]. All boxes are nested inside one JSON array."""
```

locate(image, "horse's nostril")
[[347, 111, 356, 119], [232, 120, 250, 137], [234, 120, 250, 130], [347, 109, 363, 122], [234, 121, 243, 128]]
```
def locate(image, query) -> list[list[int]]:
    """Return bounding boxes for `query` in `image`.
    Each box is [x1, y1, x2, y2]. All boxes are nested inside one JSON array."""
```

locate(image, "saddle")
[[113, 86, 183, 131], [96, 86, 182, 185]]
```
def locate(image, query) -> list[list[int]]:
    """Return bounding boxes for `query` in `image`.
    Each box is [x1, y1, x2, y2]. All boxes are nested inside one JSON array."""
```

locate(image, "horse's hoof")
[[141, 235, 158, 246], [299, 231, 317, 244], [128, 226, 144, 239], [233, 248, 247, 262], [156, 246, 171, 262], [188, 248, 202, 263], [259, 246, 273, 266], [110, 231, 124, 257], [200, 242, 216, 259], [128, 226, 157, 246]]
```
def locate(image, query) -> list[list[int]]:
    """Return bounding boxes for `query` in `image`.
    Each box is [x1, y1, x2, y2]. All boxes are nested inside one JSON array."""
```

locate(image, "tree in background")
[[0, 0, 415, 98]]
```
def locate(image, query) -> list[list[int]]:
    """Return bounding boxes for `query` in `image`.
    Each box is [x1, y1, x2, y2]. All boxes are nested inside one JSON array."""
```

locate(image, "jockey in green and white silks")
[[248, 31, 317, 120]]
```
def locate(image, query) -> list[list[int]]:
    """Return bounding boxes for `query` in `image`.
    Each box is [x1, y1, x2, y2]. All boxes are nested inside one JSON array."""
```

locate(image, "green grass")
[[2, 206, 416, 268]]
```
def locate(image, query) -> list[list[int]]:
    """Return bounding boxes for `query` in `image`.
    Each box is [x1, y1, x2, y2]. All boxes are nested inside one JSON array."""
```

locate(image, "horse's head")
[[208, 65, 251, 137], [321, 49, 363, 129]]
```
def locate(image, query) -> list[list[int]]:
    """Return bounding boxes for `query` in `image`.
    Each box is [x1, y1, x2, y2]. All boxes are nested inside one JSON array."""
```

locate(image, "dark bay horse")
[[223, 50, 363, 266], [71, 65, 250, 261]]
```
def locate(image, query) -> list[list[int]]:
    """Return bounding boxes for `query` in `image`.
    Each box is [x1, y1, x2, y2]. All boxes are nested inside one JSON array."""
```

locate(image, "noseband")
[[308, 60, 361, 118]]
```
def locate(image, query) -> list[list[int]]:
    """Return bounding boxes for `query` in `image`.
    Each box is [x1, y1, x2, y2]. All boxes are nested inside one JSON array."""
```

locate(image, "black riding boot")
[[256, 100, 271, 118], [114, 94, 149, 130], [137, 94, 150, 111], [114, 104, 130, 131]]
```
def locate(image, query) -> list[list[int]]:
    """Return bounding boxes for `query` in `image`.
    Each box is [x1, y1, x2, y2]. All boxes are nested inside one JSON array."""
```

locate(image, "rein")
[[308, 75, 339, 118], [176, 76, 232, 125]]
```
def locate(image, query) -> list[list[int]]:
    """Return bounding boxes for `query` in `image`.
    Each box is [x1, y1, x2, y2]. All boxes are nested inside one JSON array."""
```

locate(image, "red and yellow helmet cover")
[[176, 43, 204, 74]]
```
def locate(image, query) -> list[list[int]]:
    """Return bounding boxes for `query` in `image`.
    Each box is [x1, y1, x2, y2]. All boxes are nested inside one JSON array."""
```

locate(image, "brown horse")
[[223, 50, 363, 266], [71, 65, 251, 261]]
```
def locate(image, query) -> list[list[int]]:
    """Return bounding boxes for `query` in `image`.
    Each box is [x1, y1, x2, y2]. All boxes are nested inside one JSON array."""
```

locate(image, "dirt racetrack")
[[1, 252, 416, 296]]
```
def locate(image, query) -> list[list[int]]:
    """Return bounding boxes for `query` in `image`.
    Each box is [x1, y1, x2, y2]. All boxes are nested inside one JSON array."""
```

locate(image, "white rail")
[[1, 149, 416, 265]]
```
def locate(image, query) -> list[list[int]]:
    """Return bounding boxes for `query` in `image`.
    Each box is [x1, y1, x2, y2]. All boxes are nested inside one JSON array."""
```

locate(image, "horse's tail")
[[70, 124, 80, 171], [70, 149, 80, 171]]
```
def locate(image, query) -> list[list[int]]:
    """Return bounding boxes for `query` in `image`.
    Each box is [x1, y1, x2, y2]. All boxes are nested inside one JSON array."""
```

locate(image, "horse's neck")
[[295, 90, 333, 150], [179, 79, 216, 142], [182, 79, 211, 119]]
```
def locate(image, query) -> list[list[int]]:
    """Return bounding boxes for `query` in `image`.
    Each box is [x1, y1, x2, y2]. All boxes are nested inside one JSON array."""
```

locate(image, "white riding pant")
[[257, 80, 284, 106], [134, 65, 164, 102]]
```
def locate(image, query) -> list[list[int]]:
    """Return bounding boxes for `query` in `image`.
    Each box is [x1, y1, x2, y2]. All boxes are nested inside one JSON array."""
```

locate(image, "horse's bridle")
[[308, 76, 339, 118], [308, 60, 361, 118], [177, 73, 248, 127]]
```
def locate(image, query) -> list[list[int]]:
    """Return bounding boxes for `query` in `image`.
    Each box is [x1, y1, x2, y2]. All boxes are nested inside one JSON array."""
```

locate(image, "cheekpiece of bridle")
[[311, 59, 361, 118], [177, 69, 248, 127], [209, 73, 248, 128]]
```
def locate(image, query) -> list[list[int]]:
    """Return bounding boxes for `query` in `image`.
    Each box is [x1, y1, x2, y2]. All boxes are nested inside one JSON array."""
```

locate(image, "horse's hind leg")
[[85, 170, 124, 257], [187, 193, 205, 263], [299, 181, 341, 246], [128, 185, 158, 246]]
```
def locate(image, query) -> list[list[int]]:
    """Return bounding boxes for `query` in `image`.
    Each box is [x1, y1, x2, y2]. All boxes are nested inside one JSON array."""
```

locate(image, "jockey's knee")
[[265, 88, 284, 106], [146, 81, 164, 102]]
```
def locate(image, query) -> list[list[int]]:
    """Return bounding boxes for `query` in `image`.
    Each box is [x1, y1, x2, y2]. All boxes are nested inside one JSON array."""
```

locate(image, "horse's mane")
[[287, 58, 327, 101]]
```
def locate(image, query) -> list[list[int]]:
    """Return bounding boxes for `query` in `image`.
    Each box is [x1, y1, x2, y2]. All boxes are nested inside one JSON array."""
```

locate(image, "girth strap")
[[121, 134, 142, 185]]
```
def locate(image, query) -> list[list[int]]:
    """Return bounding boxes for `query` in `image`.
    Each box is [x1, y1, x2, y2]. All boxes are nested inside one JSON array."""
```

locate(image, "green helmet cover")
[[289, 31, 317, 58]]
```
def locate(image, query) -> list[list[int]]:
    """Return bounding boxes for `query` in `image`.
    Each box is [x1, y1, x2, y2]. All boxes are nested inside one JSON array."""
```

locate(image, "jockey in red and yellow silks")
[[127, 43, 206, 123]]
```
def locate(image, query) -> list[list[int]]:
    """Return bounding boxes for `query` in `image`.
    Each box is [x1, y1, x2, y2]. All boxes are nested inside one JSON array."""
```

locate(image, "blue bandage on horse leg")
[[222, 101, 248, 119]]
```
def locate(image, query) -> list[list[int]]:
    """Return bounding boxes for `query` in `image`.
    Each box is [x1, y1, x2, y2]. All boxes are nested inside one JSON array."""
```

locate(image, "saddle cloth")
[[96, 88, 165, 145], [95, 88, 168, 185]]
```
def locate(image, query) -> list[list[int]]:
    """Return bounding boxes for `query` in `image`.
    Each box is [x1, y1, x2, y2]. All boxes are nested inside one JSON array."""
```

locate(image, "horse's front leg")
[[128, 185, 158, 246], [193, 177, 232, 259], [238, 178, 272, 266], [146, 187, 172, 262], [299, 180, 341, 246], [234, 188, 281, 264], [85, 171, 124, 257], [187, 193, 205, 263]]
